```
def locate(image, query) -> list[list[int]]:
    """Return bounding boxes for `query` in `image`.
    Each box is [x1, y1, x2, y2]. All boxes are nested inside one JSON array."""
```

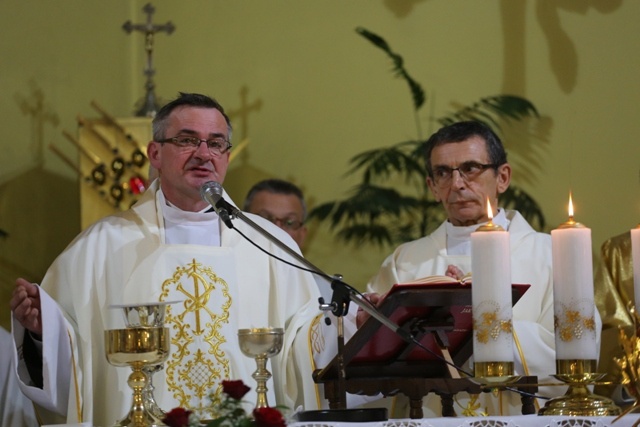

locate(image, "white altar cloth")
[[291, 415, 640, 427]]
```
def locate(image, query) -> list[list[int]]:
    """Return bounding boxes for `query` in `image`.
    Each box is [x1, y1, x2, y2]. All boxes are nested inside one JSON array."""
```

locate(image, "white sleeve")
[[11, 288, 75, 417]]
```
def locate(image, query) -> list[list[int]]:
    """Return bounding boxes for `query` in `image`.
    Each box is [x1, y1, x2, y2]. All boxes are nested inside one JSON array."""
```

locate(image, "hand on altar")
[[10, 278, 43, 336], [445, 264, 466, 280], [356, 292, 382, 328]]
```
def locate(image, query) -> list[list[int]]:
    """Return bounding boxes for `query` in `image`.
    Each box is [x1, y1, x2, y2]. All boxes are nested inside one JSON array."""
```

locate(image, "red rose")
[[253, 407, 286, 427], [162, 407, 192, 427], [222, 379, 251, 400]]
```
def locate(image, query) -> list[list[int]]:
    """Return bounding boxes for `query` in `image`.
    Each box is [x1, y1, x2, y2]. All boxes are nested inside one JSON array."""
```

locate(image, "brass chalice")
[[238, 327, 284, 408], [106, 302, 176, 427], [116, 301, 176, 423], [105, 326, 170, 427]]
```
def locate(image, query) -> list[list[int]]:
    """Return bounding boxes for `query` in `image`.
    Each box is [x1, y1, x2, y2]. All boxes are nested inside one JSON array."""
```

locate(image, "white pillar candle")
[[551, 194, 597, 361], [470, 200, 513, 363], [631, 225, 640, 312]]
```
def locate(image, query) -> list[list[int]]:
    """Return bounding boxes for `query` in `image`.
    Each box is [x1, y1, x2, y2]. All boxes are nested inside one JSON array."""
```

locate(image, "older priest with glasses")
[[9, 92, 322, 426], [362, 121, 567, 417]]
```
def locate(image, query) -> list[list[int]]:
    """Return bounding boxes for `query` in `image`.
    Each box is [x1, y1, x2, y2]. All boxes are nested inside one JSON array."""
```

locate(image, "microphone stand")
[[223, 206, 409, 335], [221, 205, 406, 420]]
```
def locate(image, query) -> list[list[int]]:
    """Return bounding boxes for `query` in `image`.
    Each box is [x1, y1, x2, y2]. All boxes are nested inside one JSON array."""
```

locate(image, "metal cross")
[[122, 3, 175, 117], [15, 81, 60, 166], [228, 86, 263, 141]]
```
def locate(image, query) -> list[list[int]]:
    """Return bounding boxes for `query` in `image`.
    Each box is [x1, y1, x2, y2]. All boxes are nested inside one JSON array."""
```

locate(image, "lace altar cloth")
[[291, 415, 640, 427]]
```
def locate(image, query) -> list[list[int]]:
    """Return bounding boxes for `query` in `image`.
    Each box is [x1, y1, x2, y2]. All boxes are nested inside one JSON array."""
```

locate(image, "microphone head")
[[200, 181, 224, 205]]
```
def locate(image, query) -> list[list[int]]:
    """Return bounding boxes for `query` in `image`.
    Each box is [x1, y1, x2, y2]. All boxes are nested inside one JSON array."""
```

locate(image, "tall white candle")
[[551, 194, 597, 361], [470, 199, 513, 363], [631, 225, 640, 312]]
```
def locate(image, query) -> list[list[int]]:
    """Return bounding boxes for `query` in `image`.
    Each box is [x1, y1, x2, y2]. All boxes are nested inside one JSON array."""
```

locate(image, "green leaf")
[[438, 95, 539, 130], [356, 27, 425, 111], [206, 418, 226, 427]]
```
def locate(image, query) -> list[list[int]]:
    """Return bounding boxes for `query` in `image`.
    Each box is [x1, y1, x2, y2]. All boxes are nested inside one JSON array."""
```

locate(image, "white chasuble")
[[114, 244, 259, 419], [11, 181, 321, 426]]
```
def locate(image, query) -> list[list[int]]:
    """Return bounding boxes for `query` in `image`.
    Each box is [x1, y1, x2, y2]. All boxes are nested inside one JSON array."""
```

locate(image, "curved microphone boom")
[[198, 181, 399, 328], [200, 181, 234, 228]]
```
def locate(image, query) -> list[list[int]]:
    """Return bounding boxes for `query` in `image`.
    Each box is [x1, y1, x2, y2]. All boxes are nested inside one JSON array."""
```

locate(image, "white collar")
[[445, 208, 510, 255], [156, 189, 221, 245]]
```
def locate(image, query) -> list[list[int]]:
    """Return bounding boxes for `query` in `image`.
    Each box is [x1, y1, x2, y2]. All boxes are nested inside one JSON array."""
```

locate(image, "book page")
[[396, 273, 472, 286]]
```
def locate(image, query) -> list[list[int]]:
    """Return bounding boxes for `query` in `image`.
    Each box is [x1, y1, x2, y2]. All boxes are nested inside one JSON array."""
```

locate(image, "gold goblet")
[[111, 301, 177, 423], [105, 326, 170, 427], [238, 327, 284, 408]]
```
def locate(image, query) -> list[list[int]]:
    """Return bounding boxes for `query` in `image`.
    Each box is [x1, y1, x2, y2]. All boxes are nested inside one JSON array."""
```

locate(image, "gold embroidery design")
[[472, 301, 512, 344], [554, 301, 596, 342], [457, 393, 489, 417], [309, 313, 325, 355], [160, 258, 232, 418]]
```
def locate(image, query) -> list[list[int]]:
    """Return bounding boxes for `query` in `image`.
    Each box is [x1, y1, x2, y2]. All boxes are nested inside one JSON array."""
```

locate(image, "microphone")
[[200, 181, 234, 228]]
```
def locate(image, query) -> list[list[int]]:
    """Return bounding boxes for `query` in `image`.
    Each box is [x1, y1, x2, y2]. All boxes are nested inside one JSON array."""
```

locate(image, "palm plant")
[[309, 27, 545, 247]]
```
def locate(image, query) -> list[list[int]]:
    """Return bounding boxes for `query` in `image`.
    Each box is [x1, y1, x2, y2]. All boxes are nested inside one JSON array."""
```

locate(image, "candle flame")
[[486, 197, 494, 220], [568, 192, 574, 219]]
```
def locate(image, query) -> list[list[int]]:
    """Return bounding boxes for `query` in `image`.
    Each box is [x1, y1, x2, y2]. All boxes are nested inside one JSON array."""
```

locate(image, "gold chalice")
[[105, 326, 170, 427], [238, 327, 284, 408], [106, 302, 176, 427]]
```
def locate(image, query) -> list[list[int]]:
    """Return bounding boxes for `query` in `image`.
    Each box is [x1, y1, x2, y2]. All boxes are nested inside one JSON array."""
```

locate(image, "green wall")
[[1, 1, 639, 329]]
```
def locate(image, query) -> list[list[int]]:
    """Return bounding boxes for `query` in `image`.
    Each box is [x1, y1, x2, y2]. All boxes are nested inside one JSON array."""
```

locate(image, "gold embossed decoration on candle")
[[551, 193, 597, 357], [471, 198, 516, 383], [539, 193, 621, 416]]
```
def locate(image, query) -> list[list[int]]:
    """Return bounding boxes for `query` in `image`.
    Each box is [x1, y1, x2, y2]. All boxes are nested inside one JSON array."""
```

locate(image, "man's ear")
[[426, 176, 441, 202], [147, 141, 161, 169], [496, 163, 512, 194]]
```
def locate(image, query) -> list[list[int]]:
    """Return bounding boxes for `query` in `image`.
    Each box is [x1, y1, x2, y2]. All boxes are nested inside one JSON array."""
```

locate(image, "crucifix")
[[122, 3, 175, 117], [16, 82, 60, 166], [227, 86, 263, 141]]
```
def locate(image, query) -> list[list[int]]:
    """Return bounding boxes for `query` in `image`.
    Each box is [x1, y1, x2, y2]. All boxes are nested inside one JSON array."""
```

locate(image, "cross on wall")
[[122, 3, 175, 117]]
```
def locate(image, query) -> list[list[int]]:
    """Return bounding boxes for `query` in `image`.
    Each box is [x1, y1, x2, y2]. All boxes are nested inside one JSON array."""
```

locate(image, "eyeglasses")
[[431, 161, 499, 187], [259, 214, 305, 231], [158, 136, 232, 156]]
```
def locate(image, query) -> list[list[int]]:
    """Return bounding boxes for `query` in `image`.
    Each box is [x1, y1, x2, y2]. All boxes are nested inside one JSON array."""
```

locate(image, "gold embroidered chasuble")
[[13, 181, 322, 427]]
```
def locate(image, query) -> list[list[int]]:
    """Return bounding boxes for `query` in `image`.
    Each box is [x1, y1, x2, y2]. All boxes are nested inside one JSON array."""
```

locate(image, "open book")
[[389, 272, 471, 287]]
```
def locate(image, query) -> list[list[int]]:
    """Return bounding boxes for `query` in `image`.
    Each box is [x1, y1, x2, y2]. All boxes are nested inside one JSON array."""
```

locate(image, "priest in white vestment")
[[10, 93, 324, 426], [361, 121, 600, 417]]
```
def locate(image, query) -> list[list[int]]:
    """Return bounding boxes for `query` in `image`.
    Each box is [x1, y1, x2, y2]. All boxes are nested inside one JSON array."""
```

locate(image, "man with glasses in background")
[[243, 178, 338, 314], [10, 92, 322, 426], [244, 179, 308, 250], [362, 121, 563, 416]]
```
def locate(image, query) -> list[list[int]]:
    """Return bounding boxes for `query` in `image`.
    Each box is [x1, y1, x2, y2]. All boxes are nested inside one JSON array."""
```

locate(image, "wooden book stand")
[[313, 282, 538, 418]]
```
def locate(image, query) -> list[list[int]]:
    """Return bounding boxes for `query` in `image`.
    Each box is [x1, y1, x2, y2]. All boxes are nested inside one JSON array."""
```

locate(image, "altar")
[[291, 415, 640, 427]]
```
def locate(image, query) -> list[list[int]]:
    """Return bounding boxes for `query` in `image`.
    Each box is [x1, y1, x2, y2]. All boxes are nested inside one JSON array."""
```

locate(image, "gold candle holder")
[[538, 359, 621, 416], [238, 327, 284, 409], [473, 361, 520, 386]]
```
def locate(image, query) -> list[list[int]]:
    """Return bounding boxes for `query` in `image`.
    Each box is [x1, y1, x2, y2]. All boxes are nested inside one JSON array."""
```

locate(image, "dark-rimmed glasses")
[[432, 161, 499, 187], [258, 214, 304, 231], [158, 136, 232, 156]]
